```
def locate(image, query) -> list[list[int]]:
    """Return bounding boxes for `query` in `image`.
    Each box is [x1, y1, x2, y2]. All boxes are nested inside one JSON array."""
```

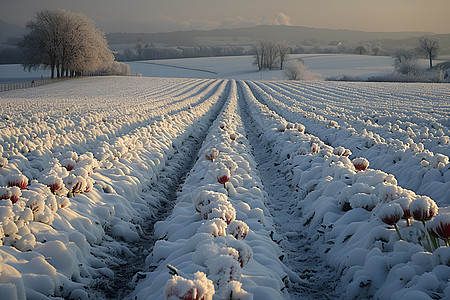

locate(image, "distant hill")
[[0, 20, 26, 44], [106, 25, 450, 55]]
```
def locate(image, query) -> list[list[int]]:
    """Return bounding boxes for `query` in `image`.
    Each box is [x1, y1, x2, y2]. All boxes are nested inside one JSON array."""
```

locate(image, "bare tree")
[[417, 35, 440, 69], [253, 40, 284, 70], [277, 41, 289, 70], [135, 41, 144, 59]]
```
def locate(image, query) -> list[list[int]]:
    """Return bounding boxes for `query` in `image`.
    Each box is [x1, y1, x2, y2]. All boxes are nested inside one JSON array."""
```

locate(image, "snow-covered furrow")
[[0, 78, 229, 299], [239, 80, 450, 299], [237, 81, 339, 299], [265, 81, 450, 158], [0, 78, 225, 182], [247, 81, 450, 206], [90, 82, 231, 299], [131, 79, 303, 300], [0, 78, 220, 154], [279, 81, 450, 127]]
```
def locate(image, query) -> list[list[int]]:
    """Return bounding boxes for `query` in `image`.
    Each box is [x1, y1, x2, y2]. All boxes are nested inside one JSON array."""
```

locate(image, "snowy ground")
[[1, 54, 399, 83], [0, 76, 449, 300]]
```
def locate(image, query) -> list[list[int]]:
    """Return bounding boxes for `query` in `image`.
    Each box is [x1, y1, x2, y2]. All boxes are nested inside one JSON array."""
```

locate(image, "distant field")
[[0, 54, 397, 83], [1, 54, 447, 84]]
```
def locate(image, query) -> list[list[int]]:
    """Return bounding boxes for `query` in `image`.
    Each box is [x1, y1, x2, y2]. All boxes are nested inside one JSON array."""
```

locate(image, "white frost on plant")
[[410, 196, 438, 222]]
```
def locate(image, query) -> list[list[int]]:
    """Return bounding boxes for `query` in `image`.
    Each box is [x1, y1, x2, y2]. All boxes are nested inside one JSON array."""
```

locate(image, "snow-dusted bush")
[[284, 60, 323, 81], [99, 61, 131, 76]]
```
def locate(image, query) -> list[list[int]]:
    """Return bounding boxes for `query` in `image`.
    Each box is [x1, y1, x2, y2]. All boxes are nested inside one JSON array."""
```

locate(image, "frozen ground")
[[3, 53, 445, 83], [0, 76, 449, 300], [0, 54, 400, 83]]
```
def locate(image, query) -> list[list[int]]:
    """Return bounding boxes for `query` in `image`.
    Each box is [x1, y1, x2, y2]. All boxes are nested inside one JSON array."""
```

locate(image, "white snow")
[[0, 67, 449, 299]]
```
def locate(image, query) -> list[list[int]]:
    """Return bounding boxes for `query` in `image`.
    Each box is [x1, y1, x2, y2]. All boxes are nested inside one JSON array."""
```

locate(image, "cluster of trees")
[[116, 43, 247, 61], [252, 40, 289, 70], [19, 8, 117, 78], [354, 43, 384, 56], [392, 35, 441, 76]]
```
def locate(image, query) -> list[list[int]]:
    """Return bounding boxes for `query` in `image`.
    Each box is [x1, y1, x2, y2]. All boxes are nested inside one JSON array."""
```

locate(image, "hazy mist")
[[1, 0, 450, 34]]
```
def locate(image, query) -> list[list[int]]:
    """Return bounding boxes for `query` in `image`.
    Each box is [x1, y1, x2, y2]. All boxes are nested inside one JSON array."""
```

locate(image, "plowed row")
[[0, 77, 448, 300]]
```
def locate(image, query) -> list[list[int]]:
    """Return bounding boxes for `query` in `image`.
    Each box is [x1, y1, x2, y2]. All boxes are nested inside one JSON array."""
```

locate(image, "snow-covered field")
[[0, 76, 449, 300], [0, 54, 397, 83]]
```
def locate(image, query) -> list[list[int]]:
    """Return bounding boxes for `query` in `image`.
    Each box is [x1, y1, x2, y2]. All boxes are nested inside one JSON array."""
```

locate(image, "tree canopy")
[[20, 8, 115, 78], [417, 35, 440, 69]]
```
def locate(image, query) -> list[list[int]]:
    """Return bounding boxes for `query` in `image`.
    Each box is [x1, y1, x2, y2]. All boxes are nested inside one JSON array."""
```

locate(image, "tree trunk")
[[51, 62, 55, 79], [429, 51, 433, 69]]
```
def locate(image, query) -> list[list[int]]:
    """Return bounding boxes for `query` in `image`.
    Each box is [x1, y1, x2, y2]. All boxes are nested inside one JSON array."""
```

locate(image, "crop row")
[[0, 78, 228, 299], [239, 80, 450, 299], [248, 81, 450, 205]]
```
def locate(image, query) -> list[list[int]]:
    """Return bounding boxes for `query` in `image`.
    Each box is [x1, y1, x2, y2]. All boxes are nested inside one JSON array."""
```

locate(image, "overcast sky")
[[2, 0, 450, 34]]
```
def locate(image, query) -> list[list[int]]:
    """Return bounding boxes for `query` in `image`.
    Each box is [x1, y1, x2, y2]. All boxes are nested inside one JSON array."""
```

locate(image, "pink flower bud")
[[427, 213, 450, 240], [379, 203, 404, 225], [311, 143, 319, 154], [352, 157, 369, 172], [296, 124, 305, 133], [410, 196, 438, 222], [204, 148, 219, 162]]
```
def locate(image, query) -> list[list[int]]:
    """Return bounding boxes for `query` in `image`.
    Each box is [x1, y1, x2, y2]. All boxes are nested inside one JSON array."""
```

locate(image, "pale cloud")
[[271, 12, 291, 26]]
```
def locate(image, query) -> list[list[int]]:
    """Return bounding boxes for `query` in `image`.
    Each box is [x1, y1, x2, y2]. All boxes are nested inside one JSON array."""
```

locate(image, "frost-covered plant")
[[204, 148, 219, 162], [201, 200, 236, 225], [311, 143, 319, 154], [427, 213, 450, 246], [277, 123, 286, 132], [7, 174, 28, 190], [0, 156, 7, 168], [227, 220, 249, 240], [0, 187, 12, 200], [410, 196, 438, 223], [217, 168, 230, 189], [40, 174, 64, 194], [164, 271, 215, 300], [207, 255, 241, 287], [218, 155, 238, 173], [378, 184, 402, 202], [218, 281, 253, 300], [378, 203, 404, 240], [63, 174, 86, 197], [296, 123, 305, 133], [394, 197, 413, 226], [410, 196, 439, 250], [333, 146, 352, 157], [352, 157, 369, 172], [197, 218, 228, 238], [193, 190, 227, 213], [61, 158, 76, 171], [349, 193, 378, 211], [9, 186, 21, 204]]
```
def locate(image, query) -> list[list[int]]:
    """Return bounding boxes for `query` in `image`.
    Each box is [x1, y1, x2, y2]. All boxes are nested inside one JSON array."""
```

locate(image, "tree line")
[[19, 8, 122, 78], [252, 40, 289, 70], [116, 43, 247, 61]]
